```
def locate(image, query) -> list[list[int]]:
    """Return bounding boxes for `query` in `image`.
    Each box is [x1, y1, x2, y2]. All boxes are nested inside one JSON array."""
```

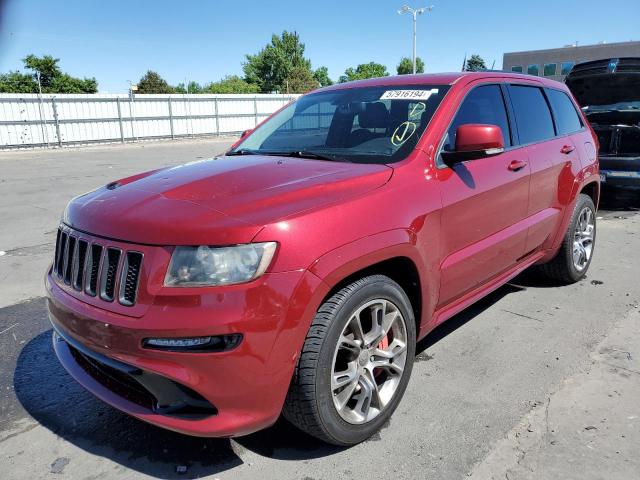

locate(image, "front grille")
[[55, 231, 67, 278], [53, 227, 143, 307], [63, 236, 76, 284], [100, 248, 121, 302], [73, 240, 88, 291], [86, 244, 103, 296], [120, 252, 144, 306]]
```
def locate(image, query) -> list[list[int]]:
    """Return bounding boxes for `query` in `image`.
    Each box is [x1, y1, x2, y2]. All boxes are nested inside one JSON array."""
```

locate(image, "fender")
[[541, 166, 600, 261], [308, 229, 421, 286], [307, 228, 434, 335]]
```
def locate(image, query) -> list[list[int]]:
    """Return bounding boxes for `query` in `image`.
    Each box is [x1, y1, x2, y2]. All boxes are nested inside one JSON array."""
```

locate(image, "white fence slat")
[[0, 93, 298, 148]]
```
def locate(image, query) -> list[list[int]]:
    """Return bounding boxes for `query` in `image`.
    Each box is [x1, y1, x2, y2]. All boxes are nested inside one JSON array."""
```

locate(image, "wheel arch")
[[580, 180, 600, 209], [308, 229, 427, 338]]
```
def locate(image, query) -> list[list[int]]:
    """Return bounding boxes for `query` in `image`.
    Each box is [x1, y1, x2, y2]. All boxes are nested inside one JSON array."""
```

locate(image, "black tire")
[[283, 275, 416, 446], [540, 193, 596, 284]]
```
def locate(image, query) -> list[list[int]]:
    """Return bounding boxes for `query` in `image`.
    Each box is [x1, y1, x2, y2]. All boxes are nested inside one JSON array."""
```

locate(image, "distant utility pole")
[[35, 71, 50, 147], [127, 80, 138, 140], [398, 4, 434, 74]]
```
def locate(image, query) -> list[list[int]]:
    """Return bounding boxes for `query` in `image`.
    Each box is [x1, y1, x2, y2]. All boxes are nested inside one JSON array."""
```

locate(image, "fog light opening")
[[143, 334, 242, 352]]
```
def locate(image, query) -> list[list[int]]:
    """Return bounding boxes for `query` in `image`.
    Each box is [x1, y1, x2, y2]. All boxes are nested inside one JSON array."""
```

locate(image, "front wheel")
[[283, 275, 416, 446], [540, 193, 596, 283]]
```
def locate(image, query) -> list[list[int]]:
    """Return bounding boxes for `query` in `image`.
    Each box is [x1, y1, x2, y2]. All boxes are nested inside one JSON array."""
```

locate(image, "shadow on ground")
[[13, 327, 346, 478], [10, 277, 532, 478]]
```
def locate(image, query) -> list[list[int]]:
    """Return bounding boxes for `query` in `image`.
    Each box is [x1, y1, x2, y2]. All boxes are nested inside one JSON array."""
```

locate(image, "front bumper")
[[46, 267, 327, 437], [600, 156, 640, 187]]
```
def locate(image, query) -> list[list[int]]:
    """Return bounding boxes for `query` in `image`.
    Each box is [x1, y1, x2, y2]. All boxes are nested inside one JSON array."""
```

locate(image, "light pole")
[[398, 4, 434, 74], [127, 80, 138, 140]]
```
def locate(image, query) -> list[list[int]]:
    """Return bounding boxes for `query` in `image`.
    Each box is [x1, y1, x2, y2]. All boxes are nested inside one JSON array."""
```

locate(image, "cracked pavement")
[[1, 139, 639, 479]]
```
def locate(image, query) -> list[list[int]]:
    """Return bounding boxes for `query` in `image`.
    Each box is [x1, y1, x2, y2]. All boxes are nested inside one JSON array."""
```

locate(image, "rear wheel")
[[540, 193, 596, 283], [283, 275, 416, 446]]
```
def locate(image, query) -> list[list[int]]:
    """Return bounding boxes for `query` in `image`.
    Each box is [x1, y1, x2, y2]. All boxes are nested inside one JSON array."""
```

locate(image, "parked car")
[[47, 71, 599, 446], [566, 57, 640, 189]]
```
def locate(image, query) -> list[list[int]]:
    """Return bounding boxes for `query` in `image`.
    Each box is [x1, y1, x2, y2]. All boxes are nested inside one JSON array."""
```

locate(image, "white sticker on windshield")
[[380, 88, 439, 100]]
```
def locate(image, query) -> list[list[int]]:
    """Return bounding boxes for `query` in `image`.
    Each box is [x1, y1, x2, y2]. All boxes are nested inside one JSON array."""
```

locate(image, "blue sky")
[[1, 0, 638, 92]]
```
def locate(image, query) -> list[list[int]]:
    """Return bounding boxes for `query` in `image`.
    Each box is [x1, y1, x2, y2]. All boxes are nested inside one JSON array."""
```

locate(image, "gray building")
[[502, 40, 640, 82]]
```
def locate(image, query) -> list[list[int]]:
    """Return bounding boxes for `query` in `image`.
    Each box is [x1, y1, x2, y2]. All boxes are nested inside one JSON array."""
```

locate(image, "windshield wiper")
[[228, 149, 349, 162], [276, 150, 350, 162], [226, 149, 259, 156]]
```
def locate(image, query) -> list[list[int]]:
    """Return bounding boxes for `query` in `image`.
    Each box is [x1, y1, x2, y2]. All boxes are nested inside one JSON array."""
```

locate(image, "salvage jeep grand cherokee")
[[47, 72, 600, 446]]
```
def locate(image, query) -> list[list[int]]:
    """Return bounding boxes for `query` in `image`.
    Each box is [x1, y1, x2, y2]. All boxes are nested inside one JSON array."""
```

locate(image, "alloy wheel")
[[331, 299, 408, 424], [572, 206, 595, 271]]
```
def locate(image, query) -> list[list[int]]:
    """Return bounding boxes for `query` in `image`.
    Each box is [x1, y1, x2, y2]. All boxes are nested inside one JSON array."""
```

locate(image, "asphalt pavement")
[[1, 139, 639, 479]]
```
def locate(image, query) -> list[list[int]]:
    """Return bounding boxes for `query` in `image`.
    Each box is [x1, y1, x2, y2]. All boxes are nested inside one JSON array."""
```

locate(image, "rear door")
[[507, 85, 585, 253], [436, 83, 530, 306]]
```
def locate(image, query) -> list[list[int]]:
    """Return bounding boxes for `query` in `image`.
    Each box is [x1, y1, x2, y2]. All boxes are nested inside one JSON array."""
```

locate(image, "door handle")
[[507, 160, 527, 171], [560, 145, 575, 154]]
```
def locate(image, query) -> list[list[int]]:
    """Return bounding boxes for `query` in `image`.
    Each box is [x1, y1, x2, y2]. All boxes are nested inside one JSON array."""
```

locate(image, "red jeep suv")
[[46, 72, 599, 446]]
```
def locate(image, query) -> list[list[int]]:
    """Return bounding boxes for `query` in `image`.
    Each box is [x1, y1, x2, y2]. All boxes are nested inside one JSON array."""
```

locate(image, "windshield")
[[230, 85, 450, 164]]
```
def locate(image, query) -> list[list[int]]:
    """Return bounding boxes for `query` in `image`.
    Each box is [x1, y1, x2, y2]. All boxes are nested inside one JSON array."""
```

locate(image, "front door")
[[436, 83, 531, 306]]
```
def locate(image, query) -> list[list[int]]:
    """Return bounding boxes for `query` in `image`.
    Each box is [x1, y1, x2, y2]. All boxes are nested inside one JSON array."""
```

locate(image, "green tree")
[[282, 66, 318, 93], [0, 71, 38, 93], [136, 70, 175, 94], [339, 62, 389, 83], [49, 74, 98, 93], [175, 81, 203, 94], [397, 56, 425, 75], [243, 30, 313, 93], [203, 75, 260, 94], [313, 66, 333, 87], [23, 54, 62, 89], [465, 54, 487, 72], [1, 54, 98, 93]]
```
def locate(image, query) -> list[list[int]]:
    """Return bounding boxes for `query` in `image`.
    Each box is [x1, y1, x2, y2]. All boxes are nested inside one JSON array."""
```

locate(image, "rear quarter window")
[[508, 85, 555, 144], [546, 89, 583, 135]]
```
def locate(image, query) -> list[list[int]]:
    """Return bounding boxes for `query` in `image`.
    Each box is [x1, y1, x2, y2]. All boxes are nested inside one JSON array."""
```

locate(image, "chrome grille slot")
[[119, 252, 143, 307], [100, 248, 122, 302], [85, 244, 103, 297], [63, 236, 76, 284], [53, 229, 62, 275], [56, 231, 67, 277], [73, 240, 89, 291]]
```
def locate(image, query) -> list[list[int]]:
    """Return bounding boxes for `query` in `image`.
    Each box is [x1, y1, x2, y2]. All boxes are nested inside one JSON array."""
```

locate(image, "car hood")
[[566, 71, 640, 108], [64, 155, 393, 245]]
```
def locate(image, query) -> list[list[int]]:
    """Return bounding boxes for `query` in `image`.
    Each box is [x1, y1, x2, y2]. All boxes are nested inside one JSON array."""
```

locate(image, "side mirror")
[[442, 124, 505, 163], [240, 129, 252, 139]]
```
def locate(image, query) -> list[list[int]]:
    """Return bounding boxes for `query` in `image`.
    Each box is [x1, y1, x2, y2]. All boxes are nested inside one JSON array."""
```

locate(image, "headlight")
[[164, 242, 277, 287]]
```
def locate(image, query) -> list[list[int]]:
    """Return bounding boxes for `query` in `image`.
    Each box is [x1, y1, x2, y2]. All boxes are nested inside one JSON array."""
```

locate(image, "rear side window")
[[443, 85, 512, 151], [546, 89, 583, 135], [508, 85, 555, 144]]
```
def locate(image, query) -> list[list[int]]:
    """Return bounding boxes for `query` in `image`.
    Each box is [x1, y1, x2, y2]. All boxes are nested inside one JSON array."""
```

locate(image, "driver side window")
[[443, 85, 512, 152]]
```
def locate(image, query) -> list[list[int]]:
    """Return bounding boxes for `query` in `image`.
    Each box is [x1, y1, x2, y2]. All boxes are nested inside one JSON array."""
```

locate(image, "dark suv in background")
[[566, 58, 640, 189]]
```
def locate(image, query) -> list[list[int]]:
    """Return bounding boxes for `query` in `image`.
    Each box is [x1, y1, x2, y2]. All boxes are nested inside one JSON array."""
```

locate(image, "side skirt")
[[418, 250, 546, 340]]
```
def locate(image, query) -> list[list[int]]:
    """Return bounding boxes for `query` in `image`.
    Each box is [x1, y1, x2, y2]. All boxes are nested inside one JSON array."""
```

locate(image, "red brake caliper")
[[374, 336, 390, 378]]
